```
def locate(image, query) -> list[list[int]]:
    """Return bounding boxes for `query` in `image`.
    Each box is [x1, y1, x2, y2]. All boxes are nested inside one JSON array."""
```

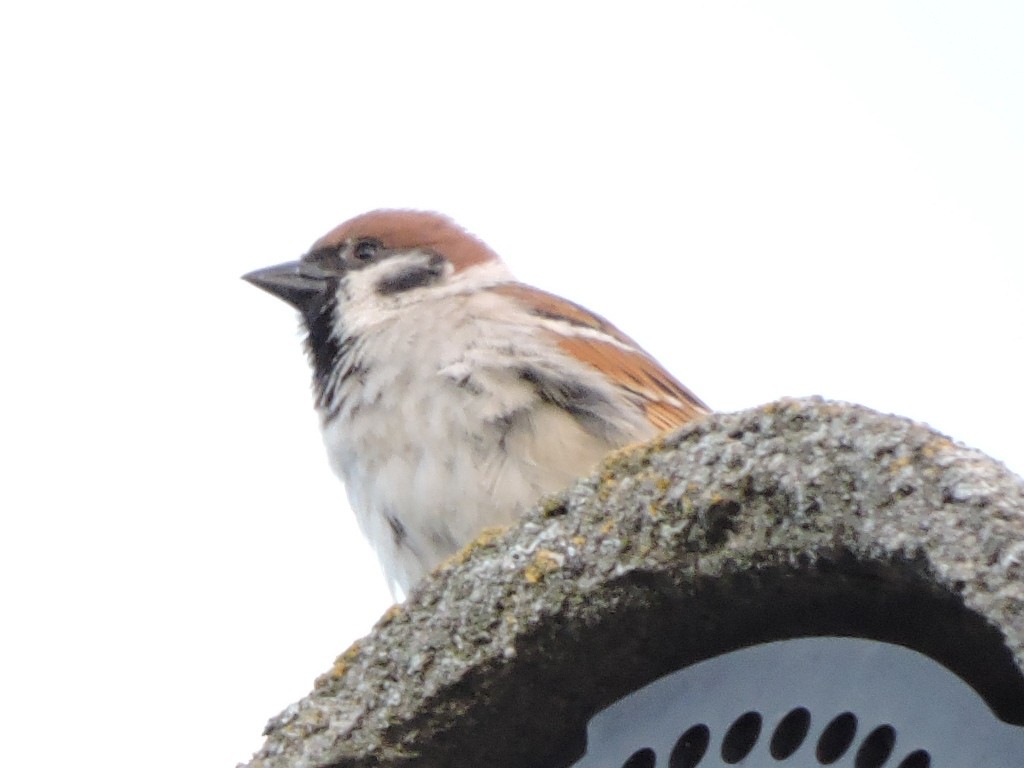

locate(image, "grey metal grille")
[[570, 637, 1024, 767]]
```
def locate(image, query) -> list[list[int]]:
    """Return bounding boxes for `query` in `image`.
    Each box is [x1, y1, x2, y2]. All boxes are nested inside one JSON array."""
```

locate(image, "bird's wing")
[[488, 283, 710, 430]]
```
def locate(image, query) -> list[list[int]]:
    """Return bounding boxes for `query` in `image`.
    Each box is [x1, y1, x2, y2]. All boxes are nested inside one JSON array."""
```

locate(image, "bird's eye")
[[352, 239, 383, 262]]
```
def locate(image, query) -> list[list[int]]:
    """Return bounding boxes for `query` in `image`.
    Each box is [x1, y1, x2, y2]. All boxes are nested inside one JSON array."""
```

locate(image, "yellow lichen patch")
[[674, 494, 694, 516], [438, 526, 509, 570], [890, 455, 912, 471], [319, 640, 363, 684], [602, 439, 656, 474], [375, 603, 405, 629], [571, 535, 587, 548], [921, 436, 954, 459], [523, 549, 562, 583], [342, 640, 362, 658], [821, 402, 845, 417], [597, 442, 663, 503], [600, 519, 616, 536], [540, 496, 568, 517], [605, 439, 647, 463]]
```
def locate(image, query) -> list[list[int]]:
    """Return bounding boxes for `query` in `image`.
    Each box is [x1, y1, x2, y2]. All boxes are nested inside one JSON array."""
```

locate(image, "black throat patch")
[[303, 281, 355, 410]]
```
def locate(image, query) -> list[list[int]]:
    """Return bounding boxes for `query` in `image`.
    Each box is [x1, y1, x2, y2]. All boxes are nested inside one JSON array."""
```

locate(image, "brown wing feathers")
[[490, 283, 709, 430]]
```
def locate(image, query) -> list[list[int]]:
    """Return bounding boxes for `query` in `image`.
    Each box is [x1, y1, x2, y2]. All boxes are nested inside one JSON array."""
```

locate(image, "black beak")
[[242, 261, 331, 313]]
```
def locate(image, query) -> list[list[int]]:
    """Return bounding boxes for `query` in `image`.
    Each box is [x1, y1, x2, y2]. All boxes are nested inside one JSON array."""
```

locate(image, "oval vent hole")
[[816, 712, 858, 764], [769, 707, 811, 759], [622, 747, 656, 768], [721, 711, 762, 764], [855, 725, 896, 768], [896, 749, 931, 768], [670, 724, 710, 768]]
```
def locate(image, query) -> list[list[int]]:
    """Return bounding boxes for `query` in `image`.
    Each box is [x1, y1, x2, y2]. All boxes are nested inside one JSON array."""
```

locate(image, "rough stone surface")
[[239, 398, 1024, 768]]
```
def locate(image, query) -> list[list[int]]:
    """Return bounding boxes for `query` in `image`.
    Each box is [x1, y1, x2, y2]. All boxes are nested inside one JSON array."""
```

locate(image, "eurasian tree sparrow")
[[244, 210, 708, 596]]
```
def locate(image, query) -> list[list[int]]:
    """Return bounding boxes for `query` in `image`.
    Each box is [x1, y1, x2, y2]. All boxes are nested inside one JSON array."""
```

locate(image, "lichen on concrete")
[[239, 397, 1024, 768]]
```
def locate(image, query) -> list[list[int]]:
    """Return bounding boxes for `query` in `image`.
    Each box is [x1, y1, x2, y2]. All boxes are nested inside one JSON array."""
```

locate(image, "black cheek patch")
[[375, 255, 445, 295]]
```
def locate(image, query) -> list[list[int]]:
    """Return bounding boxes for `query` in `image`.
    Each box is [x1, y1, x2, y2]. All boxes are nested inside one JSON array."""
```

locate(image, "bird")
[[243, 210, 708, 596]]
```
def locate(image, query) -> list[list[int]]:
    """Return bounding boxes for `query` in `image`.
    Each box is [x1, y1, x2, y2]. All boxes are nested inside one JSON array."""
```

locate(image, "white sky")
[[2, 3, 1022, 766]]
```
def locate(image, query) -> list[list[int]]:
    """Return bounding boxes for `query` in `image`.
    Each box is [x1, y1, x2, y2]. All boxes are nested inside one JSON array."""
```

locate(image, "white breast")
[[318, 268, 654, 595]]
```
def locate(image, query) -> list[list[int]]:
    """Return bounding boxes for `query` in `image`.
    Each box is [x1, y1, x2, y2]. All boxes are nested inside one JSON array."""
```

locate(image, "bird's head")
[[243, 209, 508, 325], [243, 210, 516, 406]]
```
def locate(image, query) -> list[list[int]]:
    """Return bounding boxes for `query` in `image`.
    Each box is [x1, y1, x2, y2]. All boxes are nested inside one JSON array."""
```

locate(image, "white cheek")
[[336, 257, 515, 335], [336, 263, 397, 331]]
